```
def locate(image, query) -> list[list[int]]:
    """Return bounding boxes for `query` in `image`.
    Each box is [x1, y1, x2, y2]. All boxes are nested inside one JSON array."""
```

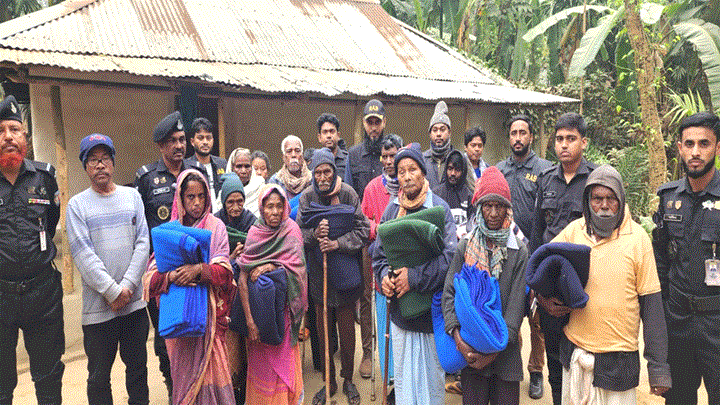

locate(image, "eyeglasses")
[[87, 156, 112, 167]]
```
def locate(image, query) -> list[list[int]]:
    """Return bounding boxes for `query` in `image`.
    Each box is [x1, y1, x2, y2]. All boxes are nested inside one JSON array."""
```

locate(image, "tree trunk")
[[623, 0, 666, 211]]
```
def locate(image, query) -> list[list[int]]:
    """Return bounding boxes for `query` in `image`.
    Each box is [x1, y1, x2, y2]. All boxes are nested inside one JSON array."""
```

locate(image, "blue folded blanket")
[[289, 194, 301, 221], [158, 284, 208, 338], [432, 290, 466, 373], [454, 263, 508, 353], [229, 267, 287, 345], [151, 221, 211, 338], [525, 242, 591, 309], [301, 202, 362, 291]]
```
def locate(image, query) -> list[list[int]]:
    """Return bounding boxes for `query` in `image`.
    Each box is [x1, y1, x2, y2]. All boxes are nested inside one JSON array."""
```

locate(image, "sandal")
[[445, 380, 462, 395], [343, 379, 361, 405], [312, 383, 337, 405]]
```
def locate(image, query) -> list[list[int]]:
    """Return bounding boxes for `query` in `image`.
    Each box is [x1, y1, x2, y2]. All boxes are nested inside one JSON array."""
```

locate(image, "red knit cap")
[[471, 166, 512, 207]]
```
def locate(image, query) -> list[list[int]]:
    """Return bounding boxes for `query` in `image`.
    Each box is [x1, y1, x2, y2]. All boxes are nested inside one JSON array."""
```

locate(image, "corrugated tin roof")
[[0, 0, 576, 104]]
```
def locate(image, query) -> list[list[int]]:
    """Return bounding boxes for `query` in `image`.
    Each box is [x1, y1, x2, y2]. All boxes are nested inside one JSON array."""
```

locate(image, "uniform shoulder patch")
[[135, 163, 155, 179], [657, 179, 682, 194], [539, 164, 557, 176], [31, 160, 56, 177]]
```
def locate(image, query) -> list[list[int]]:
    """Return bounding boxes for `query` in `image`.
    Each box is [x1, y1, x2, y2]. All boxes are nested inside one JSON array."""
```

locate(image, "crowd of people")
[[0, 92, 719, 405]]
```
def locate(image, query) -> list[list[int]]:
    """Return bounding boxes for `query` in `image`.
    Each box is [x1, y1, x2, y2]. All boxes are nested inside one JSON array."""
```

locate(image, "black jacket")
[[184, 154, 227, 199], [345, 141, 383, 200]]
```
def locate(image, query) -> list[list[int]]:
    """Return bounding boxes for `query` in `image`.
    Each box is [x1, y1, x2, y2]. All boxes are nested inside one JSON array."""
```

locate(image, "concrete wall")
[[30, 82, 514, 198], [222, 97, 512, 173], [31, 83, 174, 195]]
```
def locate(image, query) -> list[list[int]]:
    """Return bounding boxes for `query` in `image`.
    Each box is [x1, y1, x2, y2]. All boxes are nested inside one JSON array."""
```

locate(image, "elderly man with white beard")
[[269, 134, 313, 200]]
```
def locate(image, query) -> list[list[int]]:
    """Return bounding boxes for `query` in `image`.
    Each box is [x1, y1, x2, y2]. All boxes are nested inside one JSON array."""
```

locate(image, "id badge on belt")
[[705, 243, 720, 286], [39, 217, 47, 252]]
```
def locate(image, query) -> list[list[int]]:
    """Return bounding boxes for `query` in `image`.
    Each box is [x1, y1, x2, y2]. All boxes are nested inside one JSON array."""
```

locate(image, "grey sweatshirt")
[[67, 186, 149, 325]]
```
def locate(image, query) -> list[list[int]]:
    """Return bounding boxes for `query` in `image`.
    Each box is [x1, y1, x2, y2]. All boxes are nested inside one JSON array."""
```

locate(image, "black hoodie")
[[432, 149, 474, 233]]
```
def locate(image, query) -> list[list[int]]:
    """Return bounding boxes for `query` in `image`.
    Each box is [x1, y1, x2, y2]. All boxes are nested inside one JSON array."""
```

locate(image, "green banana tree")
[[522, 2, 665, 79]]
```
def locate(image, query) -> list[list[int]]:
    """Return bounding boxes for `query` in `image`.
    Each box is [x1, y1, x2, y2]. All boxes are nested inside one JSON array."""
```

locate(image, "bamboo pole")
[[50, 85, 73, 294], [218, 96, 226, 159]]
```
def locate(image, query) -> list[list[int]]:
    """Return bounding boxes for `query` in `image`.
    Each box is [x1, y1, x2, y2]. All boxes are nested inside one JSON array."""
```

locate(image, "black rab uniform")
[[653, 171, 720, 404], [0, 158, 64, 404], [528, 157, 596, 405]]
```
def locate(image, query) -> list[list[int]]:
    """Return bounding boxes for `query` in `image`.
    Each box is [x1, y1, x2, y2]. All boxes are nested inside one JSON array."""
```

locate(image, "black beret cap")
[[0, 95, 22, 123], [153, 111, 184, 143]]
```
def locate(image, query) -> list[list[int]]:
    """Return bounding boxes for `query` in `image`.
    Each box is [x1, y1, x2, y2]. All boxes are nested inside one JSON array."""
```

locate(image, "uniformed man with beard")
[[345, 99, 387, 378], [653, 112, 720, 404], [135, 111, 201, 400], [0, 95, 64, 405]]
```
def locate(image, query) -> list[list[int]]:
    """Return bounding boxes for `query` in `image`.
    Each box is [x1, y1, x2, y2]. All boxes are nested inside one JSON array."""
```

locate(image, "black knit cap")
[[153, 111, 184, 143], [0, 95, 22, 123], [394, 143, 426, 175]]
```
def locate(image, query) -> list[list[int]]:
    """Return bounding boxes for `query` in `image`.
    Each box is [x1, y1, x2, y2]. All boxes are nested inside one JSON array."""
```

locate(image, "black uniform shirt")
[[135, 159, 205, 249], [653, 170, 720, 298], [497, 151, 552, 239], [529, 158, 597, 253], [0, 159, 59, 281]]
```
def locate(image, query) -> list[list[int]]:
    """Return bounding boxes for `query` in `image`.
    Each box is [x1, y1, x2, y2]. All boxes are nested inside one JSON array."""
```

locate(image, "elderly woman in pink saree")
[[144, 169, 236, 405], [236, 183, 308, 405]]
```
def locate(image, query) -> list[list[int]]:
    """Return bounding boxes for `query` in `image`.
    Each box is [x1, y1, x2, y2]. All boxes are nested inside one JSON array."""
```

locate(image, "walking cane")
[[323, 252, 332, 405], [382, 267, 395, 405], [370, 255, 377, 402]]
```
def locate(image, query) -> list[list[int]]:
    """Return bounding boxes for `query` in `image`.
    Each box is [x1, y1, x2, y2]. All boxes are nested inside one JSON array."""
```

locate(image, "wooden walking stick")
[[370, 256, 377, 402], [382, 267, 395, 405], [323, 252, 331, 404]]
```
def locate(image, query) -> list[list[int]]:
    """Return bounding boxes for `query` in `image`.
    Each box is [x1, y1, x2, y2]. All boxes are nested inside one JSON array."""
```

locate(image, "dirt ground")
[[13, 309, 709, 405]]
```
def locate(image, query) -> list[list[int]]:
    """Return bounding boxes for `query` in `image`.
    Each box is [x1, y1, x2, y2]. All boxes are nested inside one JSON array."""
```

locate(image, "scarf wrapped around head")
[[226, 148, 265, 216], [236, 184, 308, 328], [465, 167, 513, 278], [173, 169, 216, 231], [465, 208, 512, 278]]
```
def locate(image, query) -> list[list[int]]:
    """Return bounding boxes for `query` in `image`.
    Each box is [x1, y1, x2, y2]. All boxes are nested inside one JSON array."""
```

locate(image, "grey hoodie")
[[583, 164, 626, 237]]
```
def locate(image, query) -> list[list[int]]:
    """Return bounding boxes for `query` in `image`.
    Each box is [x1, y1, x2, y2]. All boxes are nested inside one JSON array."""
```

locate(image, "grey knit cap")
[[428, 100, 451, 132]]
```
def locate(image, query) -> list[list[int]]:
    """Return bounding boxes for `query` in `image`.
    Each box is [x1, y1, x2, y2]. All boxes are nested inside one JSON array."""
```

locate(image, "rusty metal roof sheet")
[[0, 0, 575, 104]]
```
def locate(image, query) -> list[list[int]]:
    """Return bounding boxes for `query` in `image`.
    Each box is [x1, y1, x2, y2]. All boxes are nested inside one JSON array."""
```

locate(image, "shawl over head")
[[226, 147, 265, 216], [171, 169, 230, 266], [236, 184, 308, 327]]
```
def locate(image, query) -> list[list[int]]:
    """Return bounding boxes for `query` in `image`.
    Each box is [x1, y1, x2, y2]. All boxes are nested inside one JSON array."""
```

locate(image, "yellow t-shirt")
[[553, 206, 661, 353]]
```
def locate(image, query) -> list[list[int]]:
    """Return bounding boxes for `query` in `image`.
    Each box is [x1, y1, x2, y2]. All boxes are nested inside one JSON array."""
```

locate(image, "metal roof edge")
[[393, 18, 512, 87], [0, 0, 100, 40]]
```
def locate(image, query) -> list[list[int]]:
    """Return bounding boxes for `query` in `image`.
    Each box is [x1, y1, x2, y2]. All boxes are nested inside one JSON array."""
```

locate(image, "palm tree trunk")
[[623, 0, 666, 207]]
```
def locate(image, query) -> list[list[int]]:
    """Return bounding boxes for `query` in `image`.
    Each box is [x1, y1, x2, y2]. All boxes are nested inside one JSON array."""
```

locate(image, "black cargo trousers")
[[0, 267, 64, 405]]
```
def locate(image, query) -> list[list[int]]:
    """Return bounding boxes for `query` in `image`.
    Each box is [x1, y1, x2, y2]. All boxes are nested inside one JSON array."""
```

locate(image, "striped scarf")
[[464, 206, 512, 278]]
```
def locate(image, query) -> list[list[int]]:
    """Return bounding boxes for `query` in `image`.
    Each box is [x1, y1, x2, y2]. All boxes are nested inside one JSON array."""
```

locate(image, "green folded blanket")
[[226, 226, 248, 252], [377, 205, 445, 319]]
